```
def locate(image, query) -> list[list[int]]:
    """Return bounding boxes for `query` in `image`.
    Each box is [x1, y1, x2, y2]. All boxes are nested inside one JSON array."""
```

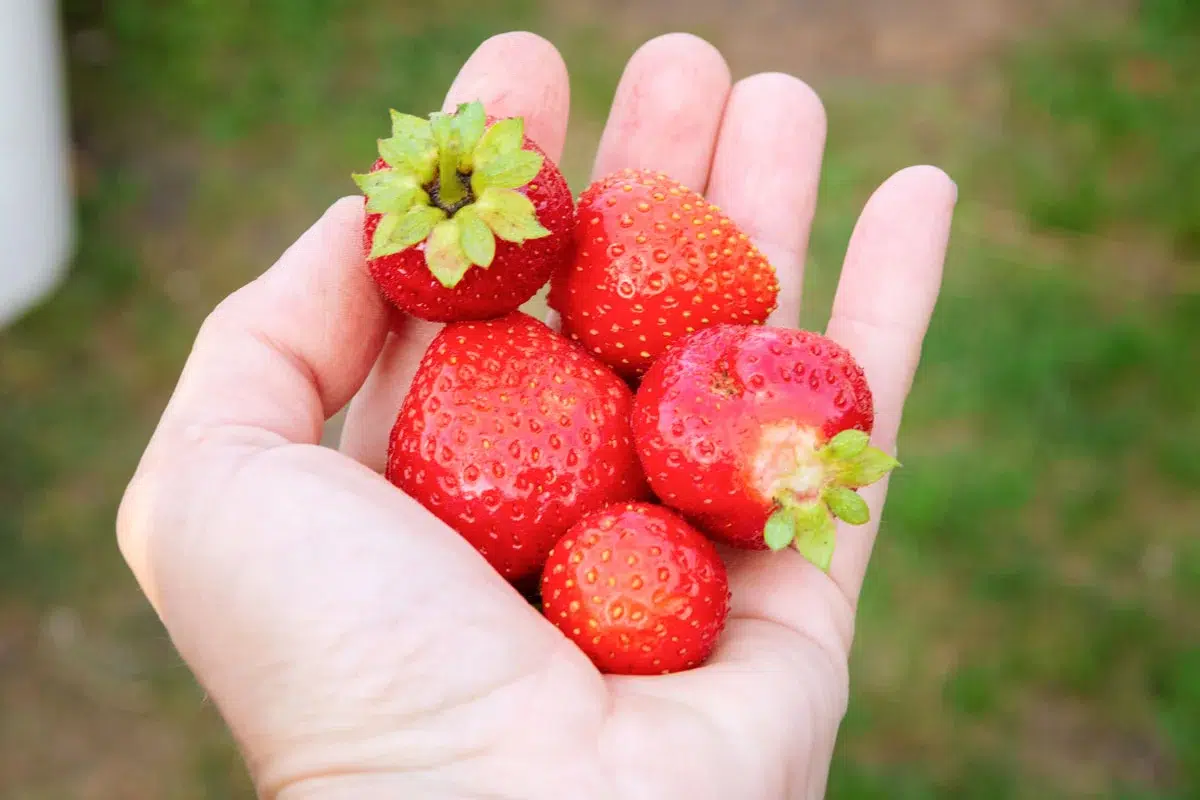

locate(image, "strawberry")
[[540, 502, 730, 675], [355, 101, 574, 322], [631, 324, 899, 571], [547, 168, 779, 380], [386, 311, 649, 582]]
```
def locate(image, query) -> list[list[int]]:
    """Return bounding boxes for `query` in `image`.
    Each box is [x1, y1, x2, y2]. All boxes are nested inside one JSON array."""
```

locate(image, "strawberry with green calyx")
[[631, 324, 899, 572], [355, 101, 574, 322]]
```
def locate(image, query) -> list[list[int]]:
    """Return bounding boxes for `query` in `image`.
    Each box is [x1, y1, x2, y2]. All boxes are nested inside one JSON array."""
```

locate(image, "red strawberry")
[[386, 312, 649, 582], [540, 502, 730, 675], [355, 101, 574, 322], [547, 168, 779, 380], [632, 324, 899, 571]]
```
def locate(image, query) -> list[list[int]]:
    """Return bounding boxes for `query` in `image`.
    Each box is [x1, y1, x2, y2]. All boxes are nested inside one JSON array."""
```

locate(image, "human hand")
[[117, 31, 956, 800]]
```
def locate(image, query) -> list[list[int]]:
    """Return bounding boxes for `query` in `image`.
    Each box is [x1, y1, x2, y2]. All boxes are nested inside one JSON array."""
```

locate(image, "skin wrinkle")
[[232, 459, 609, 796], [733, 575, 857, 667], [279, 771, 557, 800], [601, 690, 728, 800], [719, 539, 860, 655], [243, 322, 331, 432], [283, 670, 612, 800], [594, 34, 730, 186], [205, 457, 576, 788], [152, 444, 273, 622], [120, 424, 288, 613], [258, 196, 387, 416], [261, 670, 512, 782], [608, 646, 821, 800], [186, 271, 369, 444]]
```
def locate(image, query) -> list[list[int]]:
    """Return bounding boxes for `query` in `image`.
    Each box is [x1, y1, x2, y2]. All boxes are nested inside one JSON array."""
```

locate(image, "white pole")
[[0, 0, 74, 329]]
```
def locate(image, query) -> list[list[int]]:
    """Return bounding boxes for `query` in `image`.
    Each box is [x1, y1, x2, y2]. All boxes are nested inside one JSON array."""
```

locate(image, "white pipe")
[[0, 0, 74, 328]]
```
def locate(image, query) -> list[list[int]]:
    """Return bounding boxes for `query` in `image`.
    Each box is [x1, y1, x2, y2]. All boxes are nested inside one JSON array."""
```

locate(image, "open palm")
[[117, 32, 955, 799]]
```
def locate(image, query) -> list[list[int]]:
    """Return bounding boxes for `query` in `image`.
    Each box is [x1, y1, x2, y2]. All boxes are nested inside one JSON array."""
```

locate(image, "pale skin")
[[117, 32, 956, 800]]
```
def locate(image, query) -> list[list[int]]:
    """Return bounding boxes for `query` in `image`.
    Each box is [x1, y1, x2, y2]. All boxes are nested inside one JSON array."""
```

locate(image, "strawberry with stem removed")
[[632, 324, 899, 571], [548, 168, 779, 380], [387, 312, 648, 582], [540, 502, 730, 675], [355, 101, 574, 322]]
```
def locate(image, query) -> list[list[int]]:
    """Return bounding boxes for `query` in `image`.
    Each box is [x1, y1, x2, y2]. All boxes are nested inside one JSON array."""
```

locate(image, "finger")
[[334, 319, 443, 473], [626, 167, 954, 795], [442, 30, 570, 158], [542, 33, 730, 332], [714, 166, 956, 649], [338, 31, 570, 471], [173, 449, 572, 797], [118, 195, 389, 608], [825, 165, 956, 601], [705, 72, 827, 328], [115, 207, 576, 788], [604, 560, 853, 799], [590, 33, 731, 190]]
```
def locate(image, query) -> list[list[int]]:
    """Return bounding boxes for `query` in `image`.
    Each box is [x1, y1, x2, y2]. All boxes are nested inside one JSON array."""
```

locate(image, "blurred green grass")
[[2, 0, 1197, 796]]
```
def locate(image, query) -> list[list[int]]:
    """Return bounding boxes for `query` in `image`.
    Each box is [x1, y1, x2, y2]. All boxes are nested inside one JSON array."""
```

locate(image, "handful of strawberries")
[[355, 101, 899, 676]]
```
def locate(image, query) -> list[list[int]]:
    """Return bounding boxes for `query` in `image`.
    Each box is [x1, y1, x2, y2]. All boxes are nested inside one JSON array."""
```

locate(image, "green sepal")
[[456, 206, 495, 268], [833, 445, 901, 488], [377, 137, 437, 184], [764, 507, 797, 551], [354, 169, 428, 215], [473, 117, 525, 170], [471, 149, 544, 195], [824, 485, 870, 525], [358, 104, 546, 275], [425, 219, 473, 288], [824, 429, 870, 461], [352, 169, 388, 195], [389, 109, 433, 142], [790, 502, 837, 572], [369, 205, 446, 259], [452, 101, 487, 166], [475, 187, 551, 243]]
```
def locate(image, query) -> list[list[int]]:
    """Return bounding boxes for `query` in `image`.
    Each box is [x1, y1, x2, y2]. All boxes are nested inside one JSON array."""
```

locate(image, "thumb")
[[116, 198, 558, 794]]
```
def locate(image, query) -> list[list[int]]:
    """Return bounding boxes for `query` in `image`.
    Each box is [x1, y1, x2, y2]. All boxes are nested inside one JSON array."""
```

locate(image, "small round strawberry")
[[355, 101, 574, 322], [540, 502, 730, 675], [547, 168, 779, 380], [387, 312, 649, 582], [632, 324, 900, 571]]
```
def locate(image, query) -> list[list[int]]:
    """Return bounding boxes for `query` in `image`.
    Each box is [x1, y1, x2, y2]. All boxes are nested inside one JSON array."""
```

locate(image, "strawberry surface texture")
[[548, 168, 779, 379], [632, 324, 899, 571], [387, 312, 649, 582], [541, 502, 730, 675]]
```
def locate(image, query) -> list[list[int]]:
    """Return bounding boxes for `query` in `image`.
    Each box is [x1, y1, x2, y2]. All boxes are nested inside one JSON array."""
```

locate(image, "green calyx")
[[763, 429, 901, 572], [351, 100, 551, 288]]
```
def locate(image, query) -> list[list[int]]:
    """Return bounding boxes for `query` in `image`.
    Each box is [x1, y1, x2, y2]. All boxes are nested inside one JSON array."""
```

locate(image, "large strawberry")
[[355, 101, 574, 322], [540, 502, 730, 675], [387, 312, 649, 582], [547, 168, 779, 379], [632, 324, 899, 571]]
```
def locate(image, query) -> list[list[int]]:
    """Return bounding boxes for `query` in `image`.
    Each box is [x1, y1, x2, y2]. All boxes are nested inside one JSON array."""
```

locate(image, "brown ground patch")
[[550, 0, 1128, 82]]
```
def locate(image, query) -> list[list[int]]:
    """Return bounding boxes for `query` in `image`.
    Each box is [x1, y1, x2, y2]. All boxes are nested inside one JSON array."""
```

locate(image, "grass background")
[[2, 0, 1198, 796]]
